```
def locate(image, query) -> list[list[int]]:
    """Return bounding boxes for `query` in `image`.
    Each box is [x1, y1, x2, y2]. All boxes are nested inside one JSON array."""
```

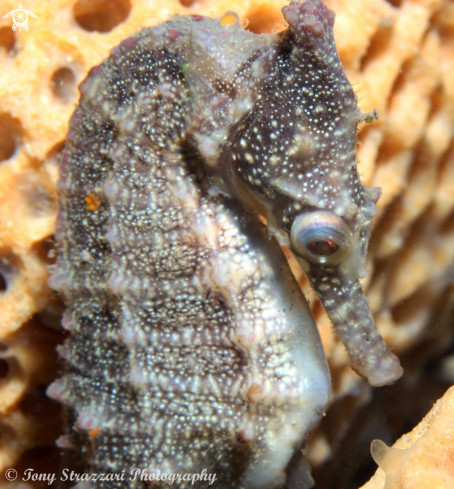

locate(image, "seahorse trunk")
[[48, 11, 330, 489]]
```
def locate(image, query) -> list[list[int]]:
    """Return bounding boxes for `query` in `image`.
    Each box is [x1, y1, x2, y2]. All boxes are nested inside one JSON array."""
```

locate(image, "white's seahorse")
[[48, 1, 402, 487]]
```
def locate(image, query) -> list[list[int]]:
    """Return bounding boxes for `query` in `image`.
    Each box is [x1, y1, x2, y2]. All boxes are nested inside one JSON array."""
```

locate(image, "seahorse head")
[[182, 0, 402, 386], [222, 0, 403, 386]]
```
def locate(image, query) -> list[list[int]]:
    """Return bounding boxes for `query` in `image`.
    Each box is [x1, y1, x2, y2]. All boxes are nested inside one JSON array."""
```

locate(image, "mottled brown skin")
[[48, 1, 401, 488]]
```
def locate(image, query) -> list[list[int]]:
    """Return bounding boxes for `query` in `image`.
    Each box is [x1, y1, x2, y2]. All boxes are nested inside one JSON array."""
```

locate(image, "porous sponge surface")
[[0, 0, 454, 484]]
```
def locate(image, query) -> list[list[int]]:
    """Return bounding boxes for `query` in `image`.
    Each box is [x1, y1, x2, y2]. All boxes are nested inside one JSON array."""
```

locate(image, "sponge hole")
[[179, 0, 198, 7], [0, 113, 22, 162], [32, 237, 56, 265], [0, 26, 16, 54], [73, 0, 132, 33], [385, 0, 402, 6], [50, 67, 77, 102], [20, 386, 62, 417], [359, 25, 393, 72], [0, 358, 9, 379], [245, 5, 281, 34], [0, 272, 6, 292], [0, 252, 19, 292], [46, 140, 66, 167]]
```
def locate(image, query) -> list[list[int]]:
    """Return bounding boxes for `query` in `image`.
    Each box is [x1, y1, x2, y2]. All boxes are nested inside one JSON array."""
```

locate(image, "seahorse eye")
[[291, 212, 353, 265]]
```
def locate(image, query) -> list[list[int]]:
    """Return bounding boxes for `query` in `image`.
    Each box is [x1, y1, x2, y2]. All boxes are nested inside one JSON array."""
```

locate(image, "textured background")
[[0, 0, 453, 487]]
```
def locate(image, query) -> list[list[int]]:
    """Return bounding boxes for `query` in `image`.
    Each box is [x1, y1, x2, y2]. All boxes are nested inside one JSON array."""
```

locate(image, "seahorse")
[[47, 1, 403, 487]]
